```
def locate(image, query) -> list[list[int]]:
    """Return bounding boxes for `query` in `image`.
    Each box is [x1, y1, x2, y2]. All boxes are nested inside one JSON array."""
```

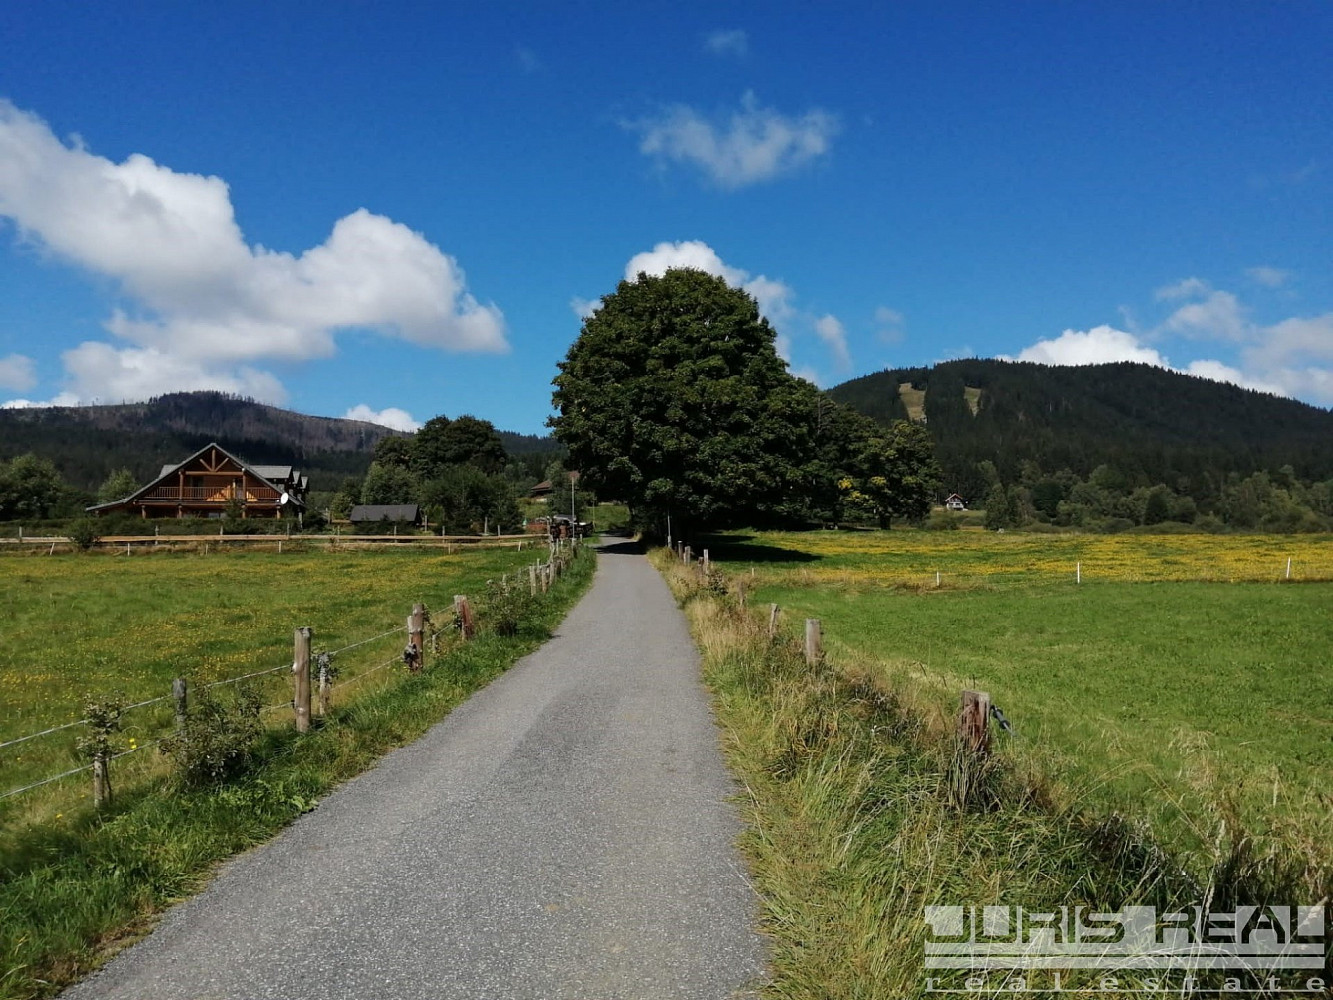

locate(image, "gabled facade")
[[944, 493, 967, 511], [88, 443, 307, 519]]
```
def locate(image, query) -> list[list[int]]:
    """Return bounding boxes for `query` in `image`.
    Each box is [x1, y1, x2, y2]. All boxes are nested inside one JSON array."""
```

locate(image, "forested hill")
[[828, 360, 1333, 501], [0, 392, 557, 491]]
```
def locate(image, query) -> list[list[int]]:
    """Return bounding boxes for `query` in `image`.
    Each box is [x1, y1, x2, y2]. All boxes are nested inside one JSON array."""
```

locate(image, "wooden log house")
[[87, 442, 307, 520]]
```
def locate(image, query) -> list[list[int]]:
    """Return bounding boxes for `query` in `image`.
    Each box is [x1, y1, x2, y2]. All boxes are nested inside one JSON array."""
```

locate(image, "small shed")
[[944, 493, 967, 511], [349, 504, 422, 527]]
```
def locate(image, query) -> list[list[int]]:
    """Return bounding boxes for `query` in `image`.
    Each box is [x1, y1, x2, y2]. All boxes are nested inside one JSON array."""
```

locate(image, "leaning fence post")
[[172, 678, 188, 729], [454, 595, 475, 639], [409, 603, 426, 671], [768, 603, 779, 638], [293, 626, 312, 733], [804, 618, 822, 666], [959, 690, 991, 754]]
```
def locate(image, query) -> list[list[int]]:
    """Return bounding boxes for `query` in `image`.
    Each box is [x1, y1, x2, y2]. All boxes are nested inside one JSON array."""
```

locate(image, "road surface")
[[64, 540, 768, 1000]]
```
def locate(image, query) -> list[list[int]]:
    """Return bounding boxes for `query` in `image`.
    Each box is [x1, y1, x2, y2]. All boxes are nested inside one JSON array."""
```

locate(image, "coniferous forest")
[[829, 359, 1333, 531]]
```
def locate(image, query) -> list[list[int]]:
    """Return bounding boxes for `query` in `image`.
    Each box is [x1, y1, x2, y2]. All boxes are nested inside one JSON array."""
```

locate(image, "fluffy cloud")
[[0, 100, 506, 405], [623, 239, 796, 321], [626, 91, 838, 189], [343, 404, 422, 432], [704, 29, 749, 57], [814, 314, 851, 372], [0, 353, 35, 391], [1007, 321, 1301, 400], [1013, 326, 1169, 367], [617, 239, 847, 379]]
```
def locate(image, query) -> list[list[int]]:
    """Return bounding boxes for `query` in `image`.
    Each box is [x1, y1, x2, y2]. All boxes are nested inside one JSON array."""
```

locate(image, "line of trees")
[[980, 460, 1333, 533]]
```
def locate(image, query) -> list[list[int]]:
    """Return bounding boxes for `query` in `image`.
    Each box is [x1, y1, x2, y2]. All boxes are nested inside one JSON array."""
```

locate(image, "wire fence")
[[0, 539, 584, 809]]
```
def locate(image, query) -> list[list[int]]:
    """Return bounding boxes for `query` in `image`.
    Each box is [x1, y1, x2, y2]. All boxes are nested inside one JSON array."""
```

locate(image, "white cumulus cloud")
[[0, 100, 506, 405], [343, 404, 422, 432], [618, 239, 848, 377], [626, 91, 838, 189], [1012, 326, 1169, 367], [0, 353, 36, 391]]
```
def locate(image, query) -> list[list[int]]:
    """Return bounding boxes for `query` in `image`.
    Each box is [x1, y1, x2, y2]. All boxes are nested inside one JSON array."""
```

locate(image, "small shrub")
[[160, 682, 263, 787], [481, 579, 536, 636], [67, 517, 101, 550]]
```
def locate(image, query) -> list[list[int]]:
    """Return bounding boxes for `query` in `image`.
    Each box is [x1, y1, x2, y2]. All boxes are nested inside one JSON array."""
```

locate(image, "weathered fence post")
[[529, 563, 538, 595], [703, 549, 710, 573], [959, 690, 991, 754], [92, 753, 110, 809], [293, 626, 312, 733], [737, 580, 746, 610], [317, 653, 331, 717], [684, 545, 692, 566], [804, 618, 822, 666], [172, 677, 188, 729], [409, 603, 426, 671], [454, 595, 475, 640], [768, 603, 779, 638]]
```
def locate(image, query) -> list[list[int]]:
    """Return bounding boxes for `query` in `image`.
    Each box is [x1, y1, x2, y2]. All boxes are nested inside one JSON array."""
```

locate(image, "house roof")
[[349, 504, 419, 522], [90, 442, 305, 512]]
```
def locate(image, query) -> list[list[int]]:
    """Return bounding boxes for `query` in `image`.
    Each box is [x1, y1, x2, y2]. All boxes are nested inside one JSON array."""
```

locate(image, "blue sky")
[[0, 2, 1329, 434]]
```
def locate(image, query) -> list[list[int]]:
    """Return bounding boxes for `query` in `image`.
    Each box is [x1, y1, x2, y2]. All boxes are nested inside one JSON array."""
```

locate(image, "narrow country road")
[[63, 541, 768, 1000]]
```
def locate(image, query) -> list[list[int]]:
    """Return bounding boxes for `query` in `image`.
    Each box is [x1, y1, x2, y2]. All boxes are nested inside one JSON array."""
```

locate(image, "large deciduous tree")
[[413, 415, 507, 477], [551, 268, 851, 533], [840, 421, 941, 528]]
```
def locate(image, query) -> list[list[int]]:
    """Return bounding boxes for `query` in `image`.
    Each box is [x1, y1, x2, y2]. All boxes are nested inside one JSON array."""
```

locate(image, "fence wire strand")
[[325, 625, 406, 657]]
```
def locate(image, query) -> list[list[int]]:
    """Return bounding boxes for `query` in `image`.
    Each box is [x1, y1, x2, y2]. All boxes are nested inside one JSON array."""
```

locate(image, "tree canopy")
[[550, 268, 938, 533]]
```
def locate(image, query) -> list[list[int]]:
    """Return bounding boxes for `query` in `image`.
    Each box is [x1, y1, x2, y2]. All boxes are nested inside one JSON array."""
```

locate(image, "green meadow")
[[708, 530, 1333, 858]]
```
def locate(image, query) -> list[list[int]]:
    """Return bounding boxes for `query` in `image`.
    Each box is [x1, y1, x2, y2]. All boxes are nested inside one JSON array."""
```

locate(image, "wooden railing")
[[141, 487, 282, 502]]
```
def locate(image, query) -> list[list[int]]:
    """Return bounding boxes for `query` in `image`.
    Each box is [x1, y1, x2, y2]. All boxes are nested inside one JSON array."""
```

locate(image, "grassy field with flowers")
[[707, 529, 1333, 857], [0, 543, 546, 823]]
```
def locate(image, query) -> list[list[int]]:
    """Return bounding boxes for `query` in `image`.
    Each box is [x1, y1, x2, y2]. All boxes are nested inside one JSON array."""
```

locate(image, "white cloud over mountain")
[[0, 100, 506, 406], [1008, 278, 1333, 403], [343, 404, 422, 432], [626, 92, 837, 189]]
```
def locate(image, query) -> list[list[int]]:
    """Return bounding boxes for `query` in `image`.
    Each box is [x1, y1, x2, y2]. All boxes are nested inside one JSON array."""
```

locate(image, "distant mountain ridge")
[[0, 392, 556, 491], [828, 360, 1333, 501]]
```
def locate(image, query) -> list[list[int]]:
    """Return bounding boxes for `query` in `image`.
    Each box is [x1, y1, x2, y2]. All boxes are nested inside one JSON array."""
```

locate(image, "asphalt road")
[[63, 540, 768, 1000]]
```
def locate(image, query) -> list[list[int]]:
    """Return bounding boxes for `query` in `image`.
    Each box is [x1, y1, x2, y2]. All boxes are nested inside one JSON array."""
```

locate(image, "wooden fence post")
[[92, 753, 110, 809], [293, 626, 311, 733], [768, 603, 779, 638], [409, 603, 425, 671], [703, 549, 710, 573], [804, 618, 822, 666], [959, 690, 991, 754], [317, 653, 331, 717], [737, 580, 746, 610], [172, 677, 188, 729], [684, 545, 692, 565], [529, 563, 538, 595], [454, 595, 475, 639]]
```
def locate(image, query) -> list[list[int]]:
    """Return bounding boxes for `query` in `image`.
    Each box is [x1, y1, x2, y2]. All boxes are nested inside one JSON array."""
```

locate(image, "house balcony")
[[141, 487, 283, 503]]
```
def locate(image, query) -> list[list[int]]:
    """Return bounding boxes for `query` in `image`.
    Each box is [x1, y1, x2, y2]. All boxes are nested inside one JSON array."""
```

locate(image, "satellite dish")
[[280, 492, 290, 505]]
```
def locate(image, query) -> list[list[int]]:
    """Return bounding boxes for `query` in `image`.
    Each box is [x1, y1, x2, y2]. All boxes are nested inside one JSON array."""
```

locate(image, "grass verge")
[[653, 552, 1330, 999], [0, 546, 594, 1000]]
